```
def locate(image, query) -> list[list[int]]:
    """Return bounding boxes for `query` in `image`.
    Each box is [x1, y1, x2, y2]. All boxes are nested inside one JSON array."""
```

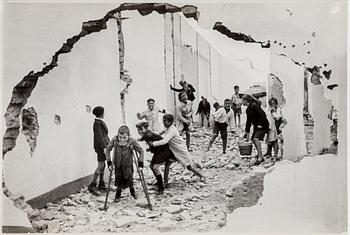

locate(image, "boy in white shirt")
[[206, 99, 234, 154], [148, 114, 205, 181]]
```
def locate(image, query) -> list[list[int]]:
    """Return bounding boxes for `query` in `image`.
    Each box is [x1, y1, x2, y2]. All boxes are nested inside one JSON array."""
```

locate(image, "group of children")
[[88, 105, 205, 200], [204, 85, 287, 164], [88, 85, 287, 200]]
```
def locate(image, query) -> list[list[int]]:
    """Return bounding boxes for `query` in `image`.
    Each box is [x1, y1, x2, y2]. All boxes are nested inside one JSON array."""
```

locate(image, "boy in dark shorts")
[[242, 94, 269, 165], [206, 99, 234, 154], [149, 114, 206, 181], [89, 106, 110, 196], [231, 85, 242, 128], [136, 121, 176, 193]]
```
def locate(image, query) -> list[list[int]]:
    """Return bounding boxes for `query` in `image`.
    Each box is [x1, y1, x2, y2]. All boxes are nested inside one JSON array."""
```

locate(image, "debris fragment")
[[21, 107, 39, 155], [322, 70, 332, 79], [327, 84, 338, 90], [54, 114, 61, 125], [213, 22, 270, 48]]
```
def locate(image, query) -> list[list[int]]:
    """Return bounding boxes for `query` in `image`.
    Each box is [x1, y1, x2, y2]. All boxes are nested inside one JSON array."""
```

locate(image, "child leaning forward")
[[105, 125, 144, 202], [148, 114, 205, 181], [136, 121, 176, 193]]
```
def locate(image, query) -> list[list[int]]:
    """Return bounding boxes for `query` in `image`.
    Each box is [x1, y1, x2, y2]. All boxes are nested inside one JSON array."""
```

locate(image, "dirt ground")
[[29, 124, 277, 233]]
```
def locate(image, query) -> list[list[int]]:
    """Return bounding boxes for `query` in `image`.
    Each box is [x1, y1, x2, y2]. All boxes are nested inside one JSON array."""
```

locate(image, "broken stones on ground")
[[114, 216, 138, 228], [157, 220, 177, 232], [165, 205, 182, 214], [31, 125, 274, 233]]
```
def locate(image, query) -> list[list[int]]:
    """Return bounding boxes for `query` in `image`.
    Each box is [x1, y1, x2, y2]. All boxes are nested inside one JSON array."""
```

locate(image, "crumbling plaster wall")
[[197, 33, 211, 105], [270, 54, 306, 161], [122, 11, 166, 135], [308, 77, 332, 154], [2, 4, 121, 200]]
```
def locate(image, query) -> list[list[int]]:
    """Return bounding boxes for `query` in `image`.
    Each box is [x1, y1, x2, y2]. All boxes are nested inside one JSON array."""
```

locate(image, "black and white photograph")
[[1, 0, 348, 233]]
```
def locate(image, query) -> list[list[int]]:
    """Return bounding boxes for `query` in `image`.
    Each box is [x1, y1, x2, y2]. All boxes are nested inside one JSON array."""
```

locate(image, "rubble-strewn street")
[[29, 124, 278, 233]]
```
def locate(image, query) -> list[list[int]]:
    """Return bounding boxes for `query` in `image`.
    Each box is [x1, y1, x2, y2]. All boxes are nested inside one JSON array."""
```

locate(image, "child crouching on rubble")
[[148, 114, 206, 181], [105, 125, 144, 202], [265, 97, 287, 160], [136, 121, 176, 193]]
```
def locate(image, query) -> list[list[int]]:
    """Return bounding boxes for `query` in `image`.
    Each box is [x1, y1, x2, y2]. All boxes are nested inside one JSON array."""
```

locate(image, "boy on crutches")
[[105, 125, 144, 202]]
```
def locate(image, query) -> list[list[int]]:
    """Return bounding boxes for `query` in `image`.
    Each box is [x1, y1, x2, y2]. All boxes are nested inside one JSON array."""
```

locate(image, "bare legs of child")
[[265, 140, 279, 160], [234, 113, 241, 128], [88, 161, 106, 196], [206, 133, 217, 151], [207, 133, 227, 154], [187, 165, 206, 182], [252, 137, 264, 164]]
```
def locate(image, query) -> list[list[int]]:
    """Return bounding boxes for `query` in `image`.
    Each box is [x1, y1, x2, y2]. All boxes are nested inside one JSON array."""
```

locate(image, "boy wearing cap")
[[89, 106, 111, 196]]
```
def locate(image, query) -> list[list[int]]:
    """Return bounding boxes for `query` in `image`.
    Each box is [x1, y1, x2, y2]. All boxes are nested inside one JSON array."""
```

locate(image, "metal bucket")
[[238, 142, 253, 156]]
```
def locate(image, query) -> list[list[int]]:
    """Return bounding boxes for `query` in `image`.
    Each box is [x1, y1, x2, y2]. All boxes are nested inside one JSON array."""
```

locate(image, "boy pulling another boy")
[[136, 121, 176, 193], [148, 114, 205, 181]]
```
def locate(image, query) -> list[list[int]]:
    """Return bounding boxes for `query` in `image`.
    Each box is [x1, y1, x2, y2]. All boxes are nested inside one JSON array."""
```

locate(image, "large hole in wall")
[[269, 74, 285, 107], [21, 107, 39, 156], [268, 74, 286, 157]]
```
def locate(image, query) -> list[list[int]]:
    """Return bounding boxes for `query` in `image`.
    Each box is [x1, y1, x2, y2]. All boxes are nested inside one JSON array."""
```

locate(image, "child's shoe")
[[88, 183, 101, 196], [130, 187, 137, 199], [98, 181, 107, 191], [114, 188, 121, 202]]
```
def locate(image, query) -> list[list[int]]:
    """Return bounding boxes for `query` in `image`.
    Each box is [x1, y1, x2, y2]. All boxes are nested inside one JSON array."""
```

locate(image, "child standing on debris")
[[88, 106, 110, 196], [176, 92, 194, 151], [136, 121, 176, 193], [242, 94, 269, 165], [148, 114, 205, 181], [206, 99, 234, 154], [196, 96, 211, 128], [105, 125, 144, 202], [231, 85, 243, 128], [265, 97, 287, 160]]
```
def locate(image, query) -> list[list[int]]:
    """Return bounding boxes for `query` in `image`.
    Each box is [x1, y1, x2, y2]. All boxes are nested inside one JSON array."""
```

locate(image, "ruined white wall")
[[2, 4, 121, 200], [224, 155, 346, 233], [164, 14, 176, 116], [270, 54, 306, 161], [197, 34, 211, 103], [308, 79, 332, 154], [122, 11, 166, 136], [180, 16, 199, 122]]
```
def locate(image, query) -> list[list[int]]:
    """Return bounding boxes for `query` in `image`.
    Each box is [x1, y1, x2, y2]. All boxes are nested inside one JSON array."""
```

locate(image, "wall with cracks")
[[2, 1, 271, 209], [270, 54, 306, 161], [170, 15, 270, 117], [2, 0, 201, 199], [2, 4, 122, 200]]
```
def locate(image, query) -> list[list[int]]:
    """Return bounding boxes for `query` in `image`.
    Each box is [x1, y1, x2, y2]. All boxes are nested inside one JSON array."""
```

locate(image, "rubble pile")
[[30, 124, 278, 233]]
